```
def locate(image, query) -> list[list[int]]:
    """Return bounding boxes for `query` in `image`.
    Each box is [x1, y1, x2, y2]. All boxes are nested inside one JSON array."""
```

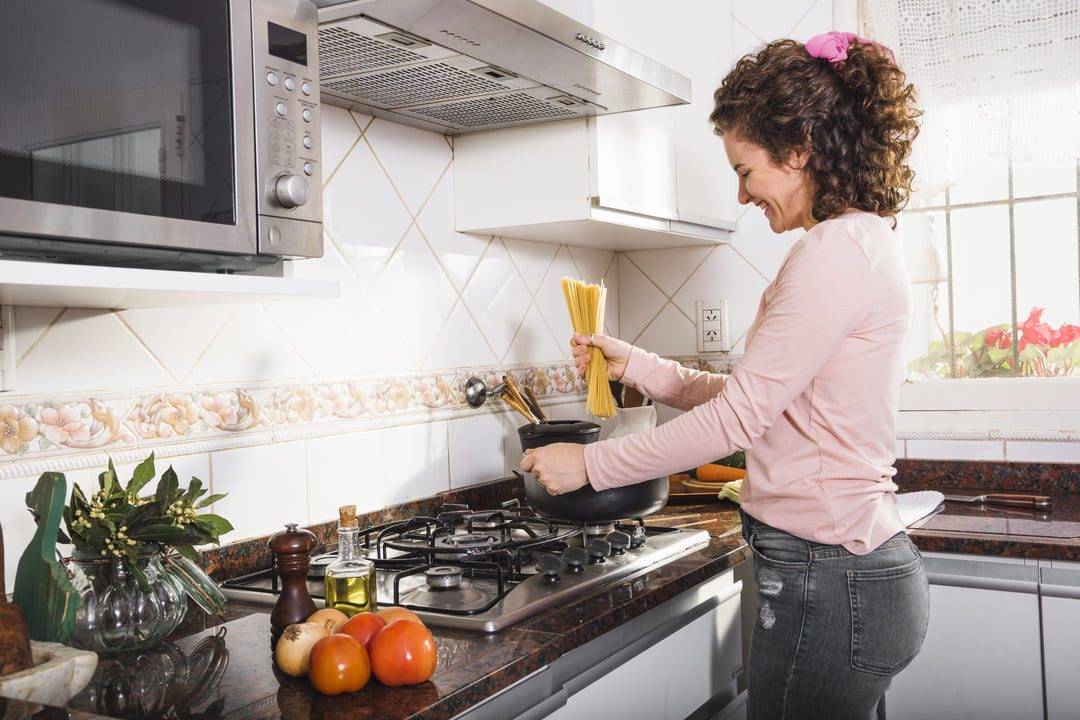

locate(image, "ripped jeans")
[[740, 511, 929, 720]]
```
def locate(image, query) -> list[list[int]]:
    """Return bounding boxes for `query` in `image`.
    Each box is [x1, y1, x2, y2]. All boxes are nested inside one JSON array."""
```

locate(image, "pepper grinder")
[[268, 523, 317, 643]]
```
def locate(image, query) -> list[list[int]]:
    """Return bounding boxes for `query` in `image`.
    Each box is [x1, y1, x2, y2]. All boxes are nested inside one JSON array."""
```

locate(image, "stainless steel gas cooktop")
[[221, 499, 710, 632]]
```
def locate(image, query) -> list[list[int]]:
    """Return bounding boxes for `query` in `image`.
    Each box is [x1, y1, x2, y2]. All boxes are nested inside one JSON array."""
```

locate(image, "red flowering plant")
[[908, 308, 1080, 379]]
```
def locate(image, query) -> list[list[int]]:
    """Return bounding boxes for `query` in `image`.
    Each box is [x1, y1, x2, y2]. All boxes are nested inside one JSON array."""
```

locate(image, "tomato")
[[369, 619, 437, 687], [377, 607, 425, 627], [338, 612, 386, 650], [307, 634, 370, 695]]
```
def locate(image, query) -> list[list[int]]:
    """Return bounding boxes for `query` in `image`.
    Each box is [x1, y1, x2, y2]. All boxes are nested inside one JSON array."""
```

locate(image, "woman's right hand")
[[571, 333, 633, 381]]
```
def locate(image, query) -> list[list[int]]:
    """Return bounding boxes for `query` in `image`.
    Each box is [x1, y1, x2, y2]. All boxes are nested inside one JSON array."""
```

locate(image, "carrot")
[[695, 464, 746, 483]]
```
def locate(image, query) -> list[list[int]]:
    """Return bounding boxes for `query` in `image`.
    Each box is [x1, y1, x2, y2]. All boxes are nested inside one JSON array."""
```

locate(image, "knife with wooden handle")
[[944, 493, 1052, 510]]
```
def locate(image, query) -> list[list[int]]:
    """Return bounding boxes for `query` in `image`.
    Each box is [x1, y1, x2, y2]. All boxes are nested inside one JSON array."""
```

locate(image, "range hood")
[[313, 0, 690, 134]]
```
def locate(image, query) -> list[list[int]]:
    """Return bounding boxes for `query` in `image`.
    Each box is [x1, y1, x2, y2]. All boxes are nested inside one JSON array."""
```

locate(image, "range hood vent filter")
[[314, 0, 690, 135]]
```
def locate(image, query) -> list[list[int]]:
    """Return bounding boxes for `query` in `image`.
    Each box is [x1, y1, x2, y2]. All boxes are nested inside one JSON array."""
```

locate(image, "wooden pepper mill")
[[268, 523, 317, 643], [0, 524, 34, 677]]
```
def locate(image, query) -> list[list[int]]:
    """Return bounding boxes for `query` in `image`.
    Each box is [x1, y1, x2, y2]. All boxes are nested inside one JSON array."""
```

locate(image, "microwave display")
[[268, 21, 307, 66]]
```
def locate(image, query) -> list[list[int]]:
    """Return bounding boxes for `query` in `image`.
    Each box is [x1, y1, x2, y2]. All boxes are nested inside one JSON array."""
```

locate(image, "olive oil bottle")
[[324, 505, 376, 615]]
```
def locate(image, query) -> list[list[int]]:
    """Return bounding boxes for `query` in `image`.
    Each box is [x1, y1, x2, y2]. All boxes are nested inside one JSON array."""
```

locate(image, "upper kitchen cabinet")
[[454, 0, 737, 251]]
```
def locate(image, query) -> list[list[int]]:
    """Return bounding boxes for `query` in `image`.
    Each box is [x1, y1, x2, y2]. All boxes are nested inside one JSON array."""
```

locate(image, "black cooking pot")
[[517, 420, 668, 522]]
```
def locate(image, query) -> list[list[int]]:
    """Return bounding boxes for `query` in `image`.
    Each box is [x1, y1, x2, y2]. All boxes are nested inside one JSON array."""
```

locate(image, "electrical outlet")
[[695, 299, 729, 353]]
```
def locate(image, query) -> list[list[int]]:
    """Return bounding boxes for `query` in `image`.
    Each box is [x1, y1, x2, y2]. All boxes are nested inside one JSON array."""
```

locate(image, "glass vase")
[[69, 554, 188, 655]]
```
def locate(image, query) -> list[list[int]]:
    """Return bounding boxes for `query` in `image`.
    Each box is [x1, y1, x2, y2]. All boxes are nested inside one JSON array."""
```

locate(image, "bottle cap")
[[338, 505, 358, 528]]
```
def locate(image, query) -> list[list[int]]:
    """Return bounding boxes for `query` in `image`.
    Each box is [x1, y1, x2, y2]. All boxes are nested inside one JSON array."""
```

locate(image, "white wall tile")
[[672, 246, 767, 351], [1005, 441, 1080, 464], [417, 173, 490, 291], [364, 119, 451, 215], [449, 413, 508, 488], [729, 208, 802, 282], [324, 138, 412, 284], [534, 247, 582, 359], [377, 227, 460, 369], [617, 254, 667, 342], [424, 300, 499, 369], [118, 305, 235, 383], [603, 257, 619, 338], [635, 302, 698, 356], [567, 247, 615, 285], [463, 240, 533, 359], [383, 422, 449, 506], [186, 304, 310, 384], [307, 430, 384, 523], [320, 105, 363, 182], [505, 304, 564, 364], [212, 442, 308, 542], [18, 308, 175, 393], [895, 439, 907, 460], [505, 239, 558, 295], [625, 247, 711, 296], [905, 440, 1006, 461]]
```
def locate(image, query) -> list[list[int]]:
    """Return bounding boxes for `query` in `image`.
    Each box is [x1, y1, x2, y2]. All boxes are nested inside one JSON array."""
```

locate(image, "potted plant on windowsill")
[[59, 453, 233, 655]]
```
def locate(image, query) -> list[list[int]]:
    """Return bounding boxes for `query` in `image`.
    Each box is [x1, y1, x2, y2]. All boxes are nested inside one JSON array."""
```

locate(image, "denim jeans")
[[740, 511, 930, 720]]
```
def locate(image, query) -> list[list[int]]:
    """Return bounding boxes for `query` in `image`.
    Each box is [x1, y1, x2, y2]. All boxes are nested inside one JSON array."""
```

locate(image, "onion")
[[275, 622, 331, 677], [307, 608, 349, 634]]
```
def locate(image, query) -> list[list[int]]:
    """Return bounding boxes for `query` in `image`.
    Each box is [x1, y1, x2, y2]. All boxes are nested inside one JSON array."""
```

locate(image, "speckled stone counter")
[[8, 526, 747, 720]]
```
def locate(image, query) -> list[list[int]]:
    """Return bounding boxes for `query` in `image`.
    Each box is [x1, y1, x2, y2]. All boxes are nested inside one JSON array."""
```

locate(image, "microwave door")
[[0, 0, 257, 256]]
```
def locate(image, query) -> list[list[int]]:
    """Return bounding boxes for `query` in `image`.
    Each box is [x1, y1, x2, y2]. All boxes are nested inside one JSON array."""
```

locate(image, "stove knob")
[[606, 531, 631, 555], [561, 547, 588, 573], [625, 525, 647, 548], [587, 538, 611, 564], [274, 174, 309, 209], [536, 554, 564, 582]]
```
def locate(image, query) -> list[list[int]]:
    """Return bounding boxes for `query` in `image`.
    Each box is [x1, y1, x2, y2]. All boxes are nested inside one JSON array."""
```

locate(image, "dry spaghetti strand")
[[561, 277, 616, 418]]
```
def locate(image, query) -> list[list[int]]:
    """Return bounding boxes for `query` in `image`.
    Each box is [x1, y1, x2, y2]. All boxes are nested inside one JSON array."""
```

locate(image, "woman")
[[521, 32, 928, 719]]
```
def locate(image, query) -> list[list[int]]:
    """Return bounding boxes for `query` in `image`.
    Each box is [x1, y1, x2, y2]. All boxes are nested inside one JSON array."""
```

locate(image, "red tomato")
[[338, 612, 387, 650], [376, 607, 425, 627], [369, 619, 437, 687], [308, 634, 370, 695]]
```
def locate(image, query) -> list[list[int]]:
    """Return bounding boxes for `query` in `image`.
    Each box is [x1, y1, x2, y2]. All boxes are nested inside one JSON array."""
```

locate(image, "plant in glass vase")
[[59, 453, 233, 654]]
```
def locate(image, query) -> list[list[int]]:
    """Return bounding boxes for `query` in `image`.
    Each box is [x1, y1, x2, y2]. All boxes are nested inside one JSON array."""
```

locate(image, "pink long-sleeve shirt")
[[585, 210, 912, 554]]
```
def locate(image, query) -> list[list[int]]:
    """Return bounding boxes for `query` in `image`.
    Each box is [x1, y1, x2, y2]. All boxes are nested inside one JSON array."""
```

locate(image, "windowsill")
[[898, 378, 1080, 440]]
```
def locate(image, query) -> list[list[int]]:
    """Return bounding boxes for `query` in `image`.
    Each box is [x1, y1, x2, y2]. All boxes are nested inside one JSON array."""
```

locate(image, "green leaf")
[[183, 475, 203, 504], [195, 493, 227, 509], [128, 522, 190, 543], [193, 514, 234, 538], [155, 466, 179, 507], [129, 561, 151, 593], [174, 544, 200, 563], [99, 459, 118, 494], [127, 453, 156, 497], [987, 348, 1012, 364]]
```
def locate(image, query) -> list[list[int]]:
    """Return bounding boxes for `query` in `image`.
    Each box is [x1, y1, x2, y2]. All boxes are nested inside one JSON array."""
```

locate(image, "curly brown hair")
[[710, 39, 921, 223]]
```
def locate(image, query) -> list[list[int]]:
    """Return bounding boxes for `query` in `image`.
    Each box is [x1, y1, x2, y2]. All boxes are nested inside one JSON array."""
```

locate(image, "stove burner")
[[425, 566, 463, 589], [584, 522, 616, 536], [441, 533, 498, 549]]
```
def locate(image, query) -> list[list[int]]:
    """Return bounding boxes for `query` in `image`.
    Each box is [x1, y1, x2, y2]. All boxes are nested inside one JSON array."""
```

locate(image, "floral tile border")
[[671, 354, 740, 375], [0, 362, 586, 465]]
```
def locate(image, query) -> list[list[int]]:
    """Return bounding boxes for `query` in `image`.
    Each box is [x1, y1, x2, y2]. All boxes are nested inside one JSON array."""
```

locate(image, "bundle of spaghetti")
[[561, 277, 616, 418]]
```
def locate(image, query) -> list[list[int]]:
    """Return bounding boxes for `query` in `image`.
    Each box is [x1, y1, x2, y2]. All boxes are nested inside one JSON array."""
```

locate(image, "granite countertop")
[[11, 507, 748, 720]]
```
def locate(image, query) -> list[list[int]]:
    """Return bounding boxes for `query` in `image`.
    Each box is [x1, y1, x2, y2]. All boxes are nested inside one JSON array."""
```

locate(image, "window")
[[864, 0, 1080, 428]]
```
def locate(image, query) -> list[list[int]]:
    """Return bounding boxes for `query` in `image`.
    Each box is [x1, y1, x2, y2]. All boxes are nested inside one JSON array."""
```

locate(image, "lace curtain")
[[862, 0, 1080, 165]]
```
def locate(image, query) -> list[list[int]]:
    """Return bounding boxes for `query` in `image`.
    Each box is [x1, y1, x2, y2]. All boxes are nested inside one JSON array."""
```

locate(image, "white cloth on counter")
[[895, 491, 944, 528]]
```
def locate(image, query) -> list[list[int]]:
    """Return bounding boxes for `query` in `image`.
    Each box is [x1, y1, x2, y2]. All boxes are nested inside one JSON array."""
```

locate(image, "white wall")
[[0, 107, 613, 590]]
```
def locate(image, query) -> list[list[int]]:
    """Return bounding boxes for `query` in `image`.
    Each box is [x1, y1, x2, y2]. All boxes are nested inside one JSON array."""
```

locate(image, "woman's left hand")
[[520, 443, 589, 495]]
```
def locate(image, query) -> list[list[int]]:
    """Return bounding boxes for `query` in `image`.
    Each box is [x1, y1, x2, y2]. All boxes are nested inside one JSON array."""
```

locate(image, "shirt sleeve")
[[618, 346, 727, 411], [585, 229, 872, 490]]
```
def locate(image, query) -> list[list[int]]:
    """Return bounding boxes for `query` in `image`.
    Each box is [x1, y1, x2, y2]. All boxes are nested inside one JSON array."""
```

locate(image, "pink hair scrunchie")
[[805, 31, 894, 63]]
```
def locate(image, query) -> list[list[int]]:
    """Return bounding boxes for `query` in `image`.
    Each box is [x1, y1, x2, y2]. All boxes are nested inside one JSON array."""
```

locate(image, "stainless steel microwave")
[[0, 0, 323, 271]]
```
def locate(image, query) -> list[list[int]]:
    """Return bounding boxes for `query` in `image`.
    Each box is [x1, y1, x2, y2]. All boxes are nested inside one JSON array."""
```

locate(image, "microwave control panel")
[[252, 0, 322, 257]]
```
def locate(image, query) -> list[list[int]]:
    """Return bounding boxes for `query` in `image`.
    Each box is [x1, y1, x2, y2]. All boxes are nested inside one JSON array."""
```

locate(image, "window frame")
[[899, 159, 1080, 433]]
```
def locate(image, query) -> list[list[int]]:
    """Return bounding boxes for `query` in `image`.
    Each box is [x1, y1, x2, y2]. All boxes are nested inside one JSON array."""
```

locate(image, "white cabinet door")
[[547, 584, 742, 720], [589, 0, 736, 227], [588, 0, 679, 220], [886, 555, 1043, 720], [1041, 565, 1080, 720], [671, 0, 737, 228]]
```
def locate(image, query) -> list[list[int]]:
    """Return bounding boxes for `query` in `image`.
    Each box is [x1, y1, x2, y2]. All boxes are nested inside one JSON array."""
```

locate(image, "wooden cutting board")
[[667, 474, 725, 504]]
